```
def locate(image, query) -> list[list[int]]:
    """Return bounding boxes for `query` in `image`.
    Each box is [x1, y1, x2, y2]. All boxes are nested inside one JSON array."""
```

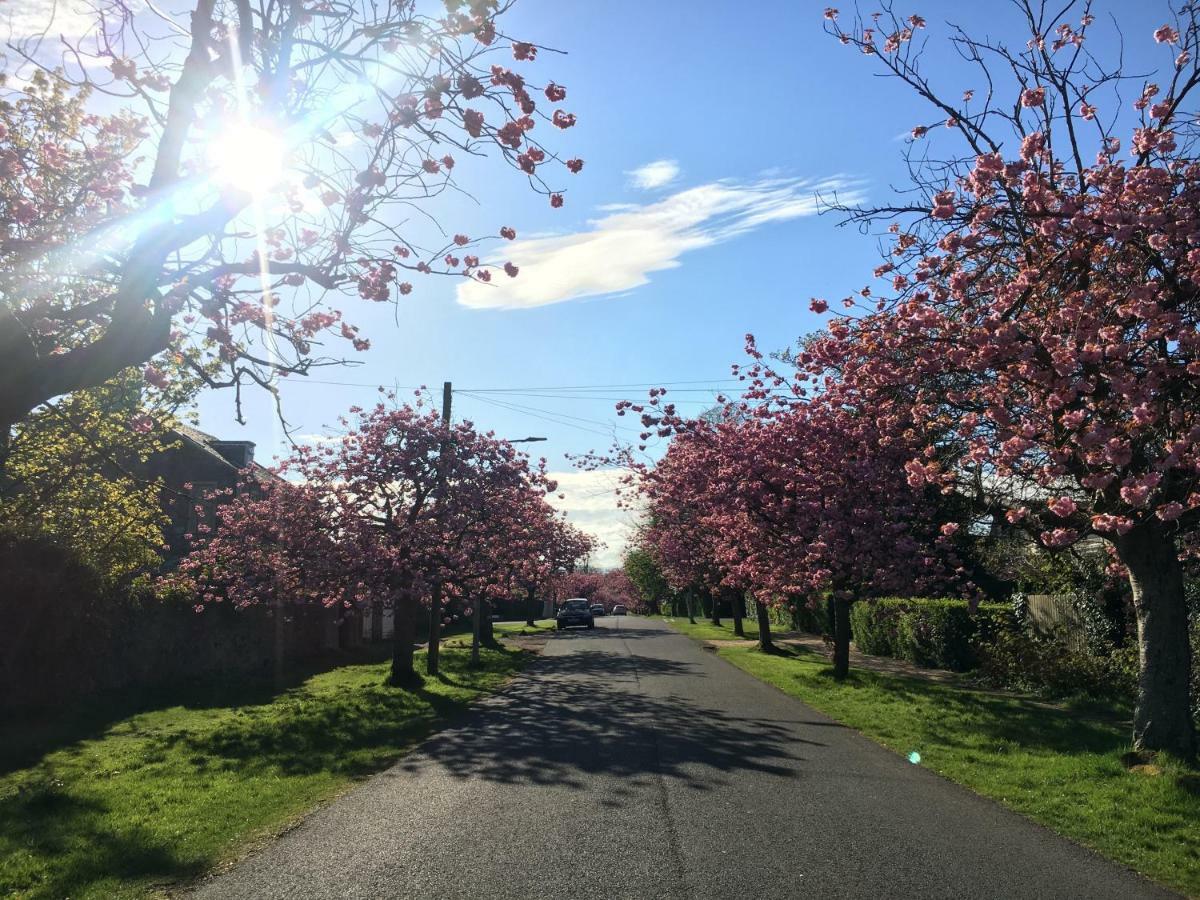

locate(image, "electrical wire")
[[457, 392, 646, 434], [455, 391, 617, 439], [457, 379, 744, 392]]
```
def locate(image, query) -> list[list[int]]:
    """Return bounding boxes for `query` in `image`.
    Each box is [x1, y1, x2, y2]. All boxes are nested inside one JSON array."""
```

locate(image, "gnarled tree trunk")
[[1115, 526, 1196, 761]]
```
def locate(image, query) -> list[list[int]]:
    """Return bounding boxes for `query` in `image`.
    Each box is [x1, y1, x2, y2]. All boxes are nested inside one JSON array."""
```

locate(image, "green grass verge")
[[666, 620, 1200, 896], [493, 619, 557, 636], [663, 615, 773, 642], [0, 642, 530, 900]]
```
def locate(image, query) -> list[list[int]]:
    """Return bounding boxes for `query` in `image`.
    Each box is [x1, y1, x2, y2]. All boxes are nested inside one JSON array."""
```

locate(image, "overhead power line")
[[457, 379, 744, 392], [456, 392, 617, 439]]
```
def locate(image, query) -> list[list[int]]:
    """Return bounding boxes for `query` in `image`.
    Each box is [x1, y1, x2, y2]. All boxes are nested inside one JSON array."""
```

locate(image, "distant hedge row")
[[848, 598, 1014, 672]]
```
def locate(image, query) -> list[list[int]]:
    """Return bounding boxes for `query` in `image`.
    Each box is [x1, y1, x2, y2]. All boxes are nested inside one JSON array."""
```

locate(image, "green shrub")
[[849, 601, 902, 656], [974, 626, 1137, 702], [790, 599, 829, 634], [849, 598, 1013, 672]]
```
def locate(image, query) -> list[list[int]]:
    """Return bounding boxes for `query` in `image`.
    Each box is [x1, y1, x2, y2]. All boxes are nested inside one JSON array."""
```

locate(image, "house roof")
[[170, 424, 283, 484]]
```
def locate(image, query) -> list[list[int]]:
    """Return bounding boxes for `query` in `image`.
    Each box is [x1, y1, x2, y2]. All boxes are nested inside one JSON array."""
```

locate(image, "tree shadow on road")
[[393, 648, 809, 800]]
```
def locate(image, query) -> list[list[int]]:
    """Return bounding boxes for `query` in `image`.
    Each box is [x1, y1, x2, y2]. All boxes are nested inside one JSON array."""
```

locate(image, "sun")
[[208, 122, 288, 195]]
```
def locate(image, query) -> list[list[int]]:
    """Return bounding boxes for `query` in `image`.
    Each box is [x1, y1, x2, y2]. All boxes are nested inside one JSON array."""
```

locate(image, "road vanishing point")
[[193, 617, 1177, 900]]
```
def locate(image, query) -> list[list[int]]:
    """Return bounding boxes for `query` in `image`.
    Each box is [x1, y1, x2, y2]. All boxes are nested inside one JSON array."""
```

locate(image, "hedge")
[[849, 598, 1014, 672]]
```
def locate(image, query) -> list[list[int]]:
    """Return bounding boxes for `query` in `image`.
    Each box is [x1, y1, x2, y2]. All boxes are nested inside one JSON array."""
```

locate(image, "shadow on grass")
[[742, 643, 1127, 757], [0, 786, 203, 897], [0, 643, 397, 777], [862, 669, 1126, 755], [147, 645, 531, 781], [0, 643, 525, 899]]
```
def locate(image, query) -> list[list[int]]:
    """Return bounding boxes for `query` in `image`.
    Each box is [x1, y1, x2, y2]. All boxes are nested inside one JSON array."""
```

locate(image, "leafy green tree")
[[0, 373, 174, 584], [623, 539, 670, 616]]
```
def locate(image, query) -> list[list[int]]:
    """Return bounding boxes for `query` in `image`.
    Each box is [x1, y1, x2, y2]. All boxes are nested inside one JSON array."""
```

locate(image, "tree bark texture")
[[1116, 526, 1196, 761]]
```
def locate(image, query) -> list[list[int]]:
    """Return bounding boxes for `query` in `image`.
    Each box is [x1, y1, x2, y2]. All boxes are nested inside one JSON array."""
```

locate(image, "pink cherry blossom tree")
[[174, 397, 567, 686], [1, 0, 581, 444], [813, 2, 1200, 757], [616, 379, 964, 671]]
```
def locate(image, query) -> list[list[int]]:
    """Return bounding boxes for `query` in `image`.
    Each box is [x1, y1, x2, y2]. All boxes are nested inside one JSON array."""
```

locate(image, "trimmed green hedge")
[[849, 598, 1014, 672]]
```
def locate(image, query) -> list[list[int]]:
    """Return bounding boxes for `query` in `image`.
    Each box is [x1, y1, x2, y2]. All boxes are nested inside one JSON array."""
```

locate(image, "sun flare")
[[208, 123, 288, 195]]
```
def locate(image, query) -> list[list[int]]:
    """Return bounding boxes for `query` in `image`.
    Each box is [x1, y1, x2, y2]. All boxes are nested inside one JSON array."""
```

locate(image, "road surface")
[[192, 617, 1177, 899]]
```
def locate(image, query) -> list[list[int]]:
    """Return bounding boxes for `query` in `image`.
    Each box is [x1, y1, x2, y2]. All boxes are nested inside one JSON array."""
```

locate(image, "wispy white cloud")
[[546, 468, 638, 571], [457, 175, 863, 311], [626, 159, 681, 190], [295, 432, 345, 446], [2, 0, 106, 41]]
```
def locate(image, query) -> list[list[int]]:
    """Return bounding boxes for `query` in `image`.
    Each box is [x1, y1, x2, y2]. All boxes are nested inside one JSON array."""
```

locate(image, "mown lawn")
[[0, 642, 530, 899], [665, 620, 1200, 897], [665, 615, 776, 643]]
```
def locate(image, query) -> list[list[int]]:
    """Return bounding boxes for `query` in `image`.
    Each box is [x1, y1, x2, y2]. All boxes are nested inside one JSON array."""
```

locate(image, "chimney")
[[211, 441, 256, 469]]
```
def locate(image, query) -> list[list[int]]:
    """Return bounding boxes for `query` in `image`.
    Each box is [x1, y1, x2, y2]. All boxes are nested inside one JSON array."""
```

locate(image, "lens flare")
[[208, 123, 287, 195]]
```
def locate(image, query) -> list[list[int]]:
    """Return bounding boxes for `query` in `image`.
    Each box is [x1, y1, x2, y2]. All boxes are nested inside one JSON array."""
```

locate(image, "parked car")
[[612, 604, 627, 616], [556, 598, 595, 630], [589, 604, 605, 617]]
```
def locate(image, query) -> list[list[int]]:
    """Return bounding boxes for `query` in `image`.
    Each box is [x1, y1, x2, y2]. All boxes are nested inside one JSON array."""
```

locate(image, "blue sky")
[[179, 0, 1178, 566]]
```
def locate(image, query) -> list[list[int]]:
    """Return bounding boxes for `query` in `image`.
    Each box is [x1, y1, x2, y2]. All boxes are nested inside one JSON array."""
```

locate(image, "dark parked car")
[[589, 604, 605, 617], [557, 598, 595, 630], [611, 604, 627, 616]]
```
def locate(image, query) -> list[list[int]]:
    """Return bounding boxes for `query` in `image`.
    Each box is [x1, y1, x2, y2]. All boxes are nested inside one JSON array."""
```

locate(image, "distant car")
[[557, 598, 595, 630], [612, 604, 627, 616], [589, 604, 605, 617]]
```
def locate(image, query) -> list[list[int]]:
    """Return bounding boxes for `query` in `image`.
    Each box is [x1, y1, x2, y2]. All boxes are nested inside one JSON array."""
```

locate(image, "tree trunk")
[[470, 596, 482, 667], [390, 601, 420, 687], [755, 598, 774, 653], [686, 588, 696, 625], [480, 599, 497, 646], [1116, 526, 1196, 761], [526, 587, 538, 627], [426, 581, 442, 677], [709, 591, 721, 627], [832, 598, 852, 680], [371, 599, 383, 642], [729, 588, 745, 637]]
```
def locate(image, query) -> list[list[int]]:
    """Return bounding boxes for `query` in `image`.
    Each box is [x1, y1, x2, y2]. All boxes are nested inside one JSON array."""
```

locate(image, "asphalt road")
[[192, 617, 1178, 900]]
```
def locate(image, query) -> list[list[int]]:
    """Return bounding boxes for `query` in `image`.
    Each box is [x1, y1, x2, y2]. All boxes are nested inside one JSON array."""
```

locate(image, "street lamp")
[[509, 436, 547, 443]]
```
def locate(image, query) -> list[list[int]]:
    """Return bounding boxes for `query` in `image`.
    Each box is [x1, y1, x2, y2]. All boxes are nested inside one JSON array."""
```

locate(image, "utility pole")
[[426, 381, 452, 677]]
